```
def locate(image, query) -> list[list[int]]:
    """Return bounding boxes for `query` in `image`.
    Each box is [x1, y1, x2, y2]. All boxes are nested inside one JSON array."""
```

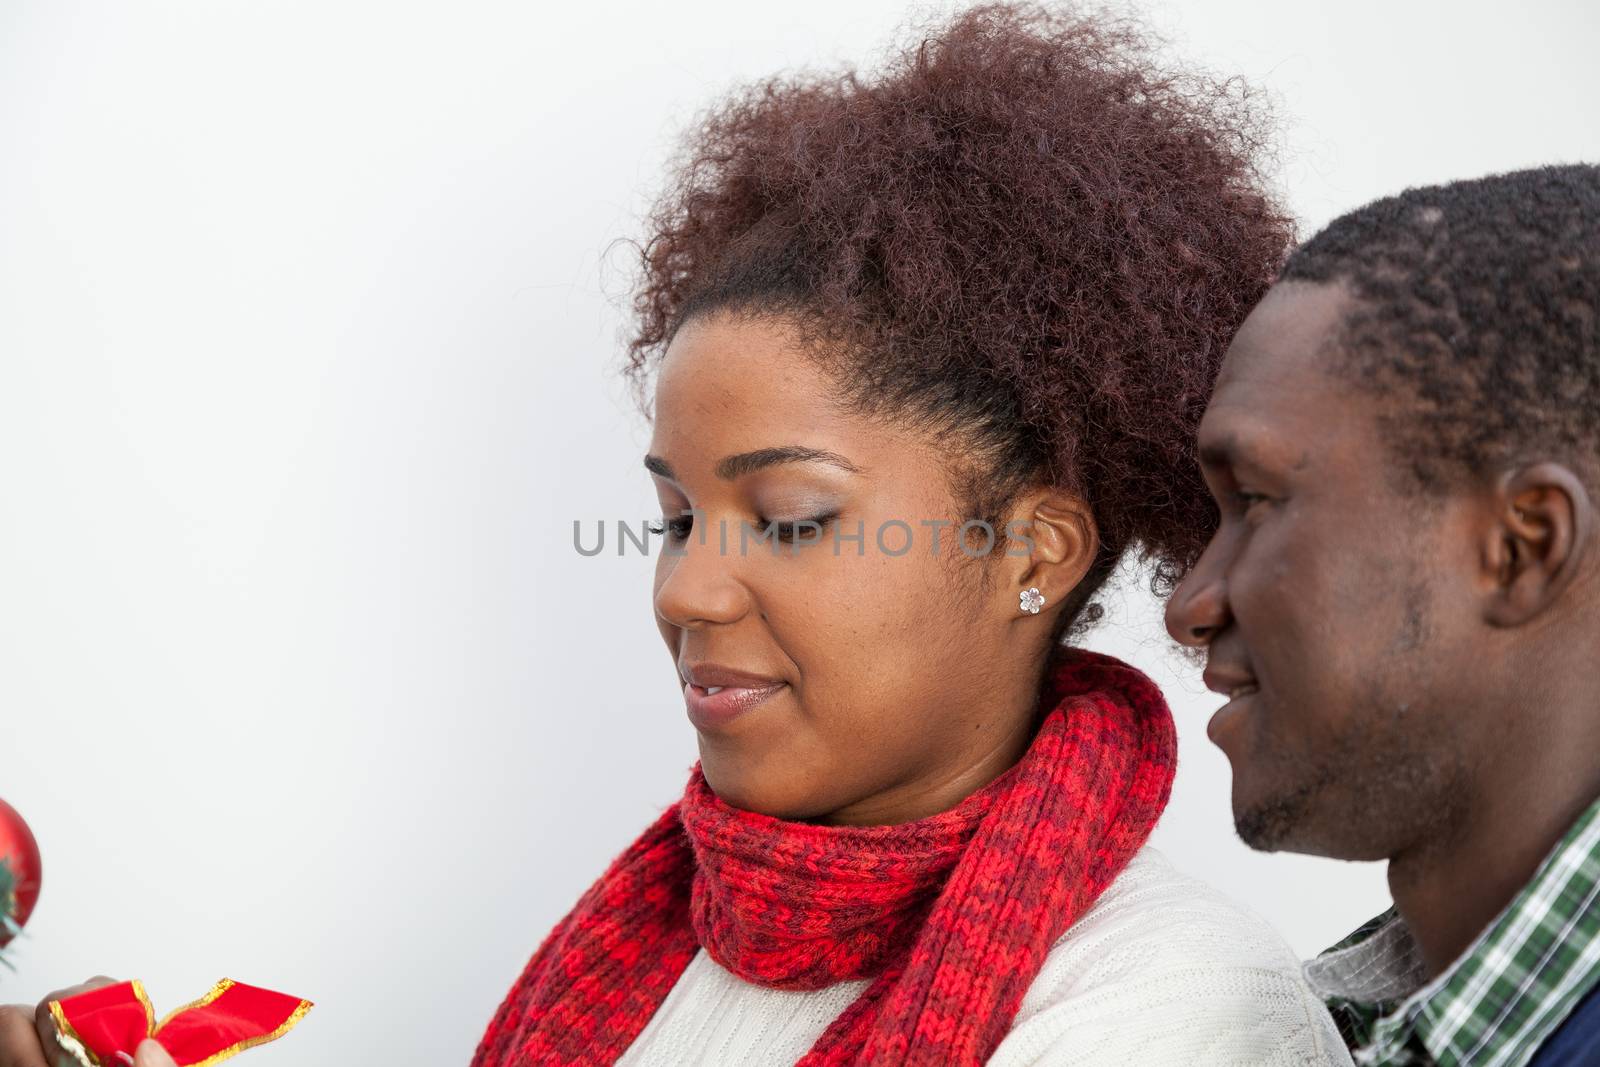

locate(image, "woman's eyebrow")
[[644, 446, 863, 482]]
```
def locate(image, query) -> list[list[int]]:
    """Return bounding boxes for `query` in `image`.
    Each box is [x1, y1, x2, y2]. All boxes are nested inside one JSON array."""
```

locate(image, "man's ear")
[[1483, 462, 1594, 627], [1004, 488, 1099, 606]]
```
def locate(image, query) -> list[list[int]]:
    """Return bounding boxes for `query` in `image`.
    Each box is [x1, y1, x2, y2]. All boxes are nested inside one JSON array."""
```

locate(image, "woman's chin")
[[700, 756, 835, 822]]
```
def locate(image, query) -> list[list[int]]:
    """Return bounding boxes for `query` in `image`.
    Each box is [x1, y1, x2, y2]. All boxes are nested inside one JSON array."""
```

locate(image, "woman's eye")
[[1233, 490, 1270, 513], [760, 513, 838, 542], [647, 514, 694, 540]]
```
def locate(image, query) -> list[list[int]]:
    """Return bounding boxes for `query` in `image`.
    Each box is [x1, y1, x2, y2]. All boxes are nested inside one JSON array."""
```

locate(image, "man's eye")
[[1233, 490, 1270, 511]]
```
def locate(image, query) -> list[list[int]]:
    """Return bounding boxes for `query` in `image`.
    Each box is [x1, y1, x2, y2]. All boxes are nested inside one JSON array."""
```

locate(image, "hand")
[[0, 977, 176, 1067]]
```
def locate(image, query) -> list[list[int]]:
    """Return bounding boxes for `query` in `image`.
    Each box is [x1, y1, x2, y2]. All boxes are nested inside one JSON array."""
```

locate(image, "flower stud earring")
[[1019, 587, 1045, 614]]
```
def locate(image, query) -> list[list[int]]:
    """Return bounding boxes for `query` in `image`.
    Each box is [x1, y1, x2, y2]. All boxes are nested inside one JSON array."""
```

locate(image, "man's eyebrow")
[[643, 446, 863, 482], [1198, 429, 1303, 475], [1197, 436, 1236, 471]]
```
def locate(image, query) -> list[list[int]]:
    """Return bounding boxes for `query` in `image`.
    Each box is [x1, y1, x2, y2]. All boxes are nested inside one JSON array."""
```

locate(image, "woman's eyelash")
[[647, 515, 695, 539], [760, 513, 839, 541], [647, 512, 841, 542]]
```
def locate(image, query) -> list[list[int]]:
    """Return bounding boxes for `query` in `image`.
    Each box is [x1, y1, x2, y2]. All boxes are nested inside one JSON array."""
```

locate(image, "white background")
[[2, 1, 1597, 1063]]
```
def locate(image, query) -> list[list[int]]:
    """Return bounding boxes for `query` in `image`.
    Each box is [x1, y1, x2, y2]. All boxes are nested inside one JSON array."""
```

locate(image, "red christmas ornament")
[[0, 796, 42, 947]]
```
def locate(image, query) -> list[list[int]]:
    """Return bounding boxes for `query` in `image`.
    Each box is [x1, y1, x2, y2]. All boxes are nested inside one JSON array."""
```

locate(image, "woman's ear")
[[1004, 489, 1099, 608], [1482, 462, 1594, 627]]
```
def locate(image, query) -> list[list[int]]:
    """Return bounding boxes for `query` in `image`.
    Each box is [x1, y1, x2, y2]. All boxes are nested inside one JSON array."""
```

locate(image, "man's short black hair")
[[1280, 163, 1600, 492]]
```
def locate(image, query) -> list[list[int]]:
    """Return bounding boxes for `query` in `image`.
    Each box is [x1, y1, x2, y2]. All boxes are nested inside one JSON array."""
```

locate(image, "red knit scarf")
[[471, 648, 1176, 1066]]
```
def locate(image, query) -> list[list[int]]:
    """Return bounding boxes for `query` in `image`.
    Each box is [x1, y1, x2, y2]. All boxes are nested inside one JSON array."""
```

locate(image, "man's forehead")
[[1202, 280, 1364, 460], [1214, 279, 1354, 394]]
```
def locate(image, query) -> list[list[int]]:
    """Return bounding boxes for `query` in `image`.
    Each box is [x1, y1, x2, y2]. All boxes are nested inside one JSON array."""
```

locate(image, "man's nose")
[[1164, 556, 1231, 647]]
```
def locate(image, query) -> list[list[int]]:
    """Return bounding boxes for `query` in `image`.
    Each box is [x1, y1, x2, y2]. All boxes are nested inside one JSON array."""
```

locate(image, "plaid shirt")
[[1304, 796, 1600, 1067]]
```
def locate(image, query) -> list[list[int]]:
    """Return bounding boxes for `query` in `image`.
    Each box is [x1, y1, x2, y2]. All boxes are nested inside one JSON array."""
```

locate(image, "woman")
[[473, 4, 1348, 1066], [0, 5, 1344, 1067]]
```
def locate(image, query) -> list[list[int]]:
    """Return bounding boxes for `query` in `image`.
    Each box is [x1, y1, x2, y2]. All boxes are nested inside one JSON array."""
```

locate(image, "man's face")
[[1165, 280, 1488, 860]]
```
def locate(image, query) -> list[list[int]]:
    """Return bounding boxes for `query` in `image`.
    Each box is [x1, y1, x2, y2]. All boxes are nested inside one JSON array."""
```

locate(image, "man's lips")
[[1206, 688, 1258, 746], [679, 662, 787, 731], [1202, 664, 1259, 701], [1201, 663, 1259, 747]]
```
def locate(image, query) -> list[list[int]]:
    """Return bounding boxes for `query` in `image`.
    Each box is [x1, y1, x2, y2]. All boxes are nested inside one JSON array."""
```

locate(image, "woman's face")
[[647, 311, 1088, 825]]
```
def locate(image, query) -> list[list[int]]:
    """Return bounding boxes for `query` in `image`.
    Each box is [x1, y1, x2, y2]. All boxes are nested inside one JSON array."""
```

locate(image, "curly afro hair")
[[1280, 163, 1600, 495], [622, 1, 1293, 632]]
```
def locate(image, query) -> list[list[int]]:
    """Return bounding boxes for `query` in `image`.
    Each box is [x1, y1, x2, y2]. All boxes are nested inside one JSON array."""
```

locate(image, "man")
[[1165, 163, 1600, 1066]]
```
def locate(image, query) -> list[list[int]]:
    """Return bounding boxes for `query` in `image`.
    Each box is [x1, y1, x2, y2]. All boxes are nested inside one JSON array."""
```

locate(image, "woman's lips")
[[683, 680, 786, 731]]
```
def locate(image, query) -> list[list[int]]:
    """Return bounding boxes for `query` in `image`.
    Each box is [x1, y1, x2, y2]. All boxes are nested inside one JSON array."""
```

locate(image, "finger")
[[0, 1004, 49, 1067], [33, 977, 121, 1062], [132, 1040, 176, 1067]]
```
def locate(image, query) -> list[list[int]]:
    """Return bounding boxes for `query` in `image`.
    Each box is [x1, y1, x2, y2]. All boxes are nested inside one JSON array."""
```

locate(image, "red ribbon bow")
[[48, 979, 311, 1066]]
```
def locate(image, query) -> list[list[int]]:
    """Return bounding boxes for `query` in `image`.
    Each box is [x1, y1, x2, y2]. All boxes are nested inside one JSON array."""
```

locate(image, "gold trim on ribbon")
[[129, 980, 156, 1038], [47, 1000, 105, 1067], [151, 979, 233, 1036], [183, 998, 312, 1067]]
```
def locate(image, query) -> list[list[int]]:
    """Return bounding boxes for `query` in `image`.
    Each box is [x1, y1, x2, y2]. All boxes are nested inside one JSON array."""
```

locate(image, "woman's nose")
[[653, 528, 751, 630]]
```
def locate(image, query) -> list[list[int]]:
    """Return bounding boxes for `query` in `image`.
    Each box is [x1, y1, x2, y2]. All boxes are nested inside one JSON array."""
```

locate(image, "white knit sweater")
[[613, 845, 1352, 1066]]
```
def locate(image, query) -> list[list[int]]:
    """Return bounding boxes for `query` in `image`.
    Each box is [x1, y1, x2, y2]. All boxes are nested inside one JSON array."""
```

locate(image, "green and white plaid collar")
[[1305, 795, 1600, 1067]]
